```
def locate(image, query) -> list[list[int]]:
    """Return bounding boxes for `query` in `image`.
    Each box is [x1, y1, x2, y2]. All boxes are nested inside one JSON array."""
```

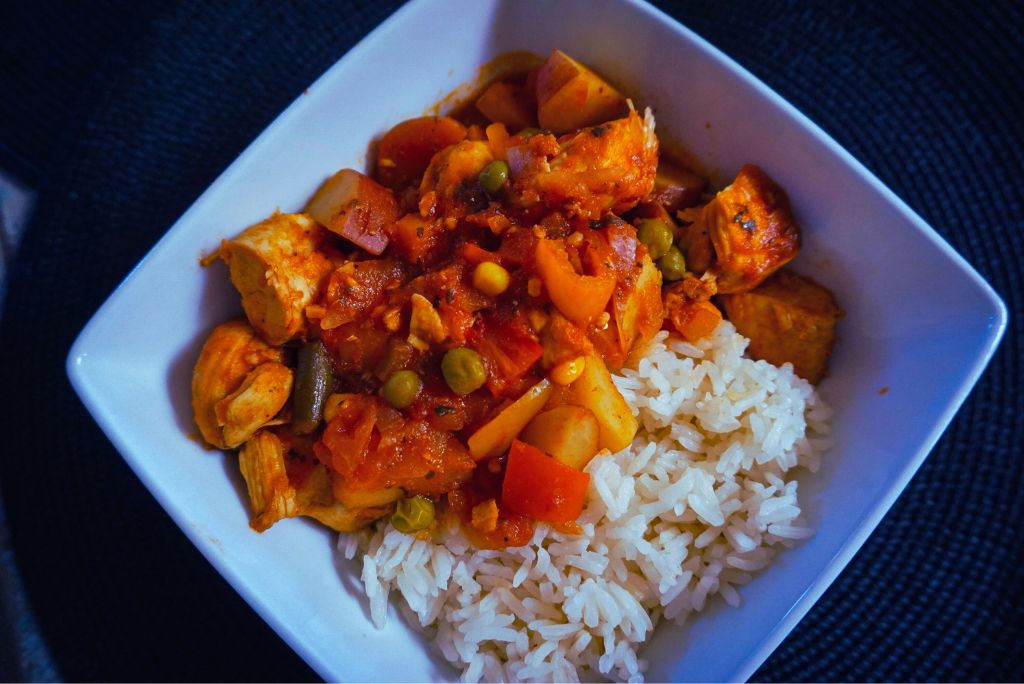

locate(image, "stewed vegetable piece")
[[472, 261, 511, 297], [381, 370, 422, 409], [478, 160, 510, 195], [441, 348, 488, 396], [658, 246, 687, 282], [636, 218, 674, 260], [391, 496, 436, 533], [292, 340, 334, 434], [194, 47, 838, 546], [501, 440, 590, 523]]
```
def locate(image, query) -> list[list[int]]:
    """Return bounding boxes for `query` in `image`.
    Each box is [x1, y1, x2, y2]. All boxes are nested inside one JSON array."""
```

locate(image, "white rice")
[[341, 321, 831, 682]]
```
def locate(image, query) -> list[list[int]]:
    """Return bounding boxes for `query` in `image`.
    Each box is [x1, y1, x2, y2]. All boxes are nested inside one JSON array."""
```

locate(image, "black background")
[[1, 0, 1021, 681]]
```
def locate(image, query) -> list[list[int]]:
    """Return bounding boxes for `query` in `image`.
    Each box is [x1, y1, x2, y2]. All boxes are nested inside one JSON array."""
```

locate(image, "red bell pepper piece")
[[501, 440, 590, 523]]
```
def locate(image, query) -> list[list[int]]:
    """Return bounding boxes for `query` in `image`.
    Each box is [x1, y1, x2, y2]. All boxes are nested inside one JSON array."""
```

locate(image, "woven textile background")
[[1, 0, 1020, 681]]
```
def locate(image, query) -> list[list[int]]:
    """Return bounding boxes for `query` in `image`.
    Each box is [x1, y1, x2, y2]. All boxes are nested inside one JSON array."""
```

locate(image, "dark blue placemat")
[[0, 0, 1020, 681]]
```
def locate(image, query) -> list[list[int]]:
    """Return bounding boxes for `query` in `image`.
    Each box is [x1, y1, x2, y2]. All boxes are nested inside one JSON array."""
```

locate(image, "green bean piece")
[[636, 218, 675, 260], [441, 347, 487, 395], [292, 340, 334, 434], [479, 160, 510, 195], [658, 247, 687, 282], [382, 370, 422, 409], [391, 496, 436, 533]]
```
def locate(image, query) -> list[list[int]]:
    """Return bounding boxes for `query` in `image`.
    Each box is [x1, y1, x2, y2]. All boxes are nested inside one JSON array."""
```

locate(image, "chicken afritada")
[[192, 48, 841, 548]]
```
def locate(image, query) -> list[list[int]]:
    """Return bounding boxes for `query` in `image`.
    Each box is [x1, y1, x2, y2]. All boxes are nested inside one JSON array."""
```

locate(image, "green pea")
[[391, 496, 435, 533], [441, 347, 487, 395], [478, 160, 510, 195], [658, 246, 687, 282], [636, 219, 675, 260], [382, 370, 422, 409]]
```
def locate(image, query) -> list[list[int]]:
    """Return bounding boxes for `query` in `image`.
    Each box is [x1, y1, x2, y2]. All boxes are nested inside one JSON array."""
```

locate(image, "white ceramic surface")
[[67, 0, 1007, 681]]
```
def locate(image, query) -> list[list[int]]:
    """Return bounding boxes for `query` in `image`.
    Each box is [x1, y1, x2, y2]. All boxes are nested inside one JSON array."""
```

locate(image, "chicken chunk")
[[508, 107, 658, 219], [300, 465, 394, 532], [237, 430, 300, 532], [238, 431, 391, 533], [418, 140, 493, 219], [690, 164, 800, 293], [191, 319, 287, 449], [719, 269, 843, 383], [214, 361, 293, 448], [303, 501, 394, 532], [219, 213, 335, 345]]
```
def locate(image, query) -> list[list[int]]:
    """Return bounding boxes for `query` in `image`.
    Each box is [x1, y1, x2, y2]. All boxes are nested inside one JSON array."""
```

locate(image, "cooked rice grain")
[[344, 321, 829, 682]]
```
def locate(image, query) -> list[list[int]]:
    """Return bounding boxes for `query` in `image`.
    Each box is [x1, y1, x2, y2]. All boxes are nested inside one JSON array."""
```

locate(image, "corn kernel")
[[527, 277, 543, 297], [550, 356, 586, 385], [527, 309, 548, 333], [472, 261, 510, 297]]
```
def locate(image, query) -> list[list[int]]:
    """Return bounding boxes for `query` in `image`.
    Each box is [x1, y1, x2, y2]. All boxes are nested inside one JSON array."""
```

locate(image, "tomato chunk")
[[501, 440, 589, 523], [470, 315, 543, 397]]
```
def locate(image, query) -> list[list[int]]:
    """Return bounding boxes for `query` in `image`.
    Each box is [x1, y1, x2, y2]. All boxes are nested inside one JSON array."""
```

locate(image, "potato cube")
[[536, 50, 627, 134], [306, 169, 398, 255], [567, 355, 637, 452], [520, 405, 600, 470], [475, 81, 537, 132]]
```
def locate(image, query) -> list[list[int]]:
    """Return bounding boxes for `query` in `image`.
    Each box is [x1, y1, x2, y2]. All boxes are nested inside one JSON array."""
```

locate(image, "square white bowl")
[[66, 0, 1007, 680]]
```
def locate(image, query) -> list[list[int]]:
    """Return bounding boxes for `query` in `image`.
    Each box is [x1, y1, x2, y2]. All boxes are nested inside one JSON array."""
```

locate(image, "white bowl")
[[66, 0, 1007, 680]]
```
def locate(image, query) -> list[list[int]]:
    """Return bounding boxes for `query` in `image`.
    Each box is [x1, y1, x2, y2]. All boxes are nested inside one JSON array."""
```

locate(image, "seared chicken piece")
[[688, 164, 800, 293], [237, 430, 300, 532], [191, 319, 288, 448], [508, 107, 658, 219], [299, 464, 394, 532], [419, 140, 493, 219], [302, 501, 394, 533], [219, 213, 335, 345], [214, 361, 293, 448], [719, 269, 843, 383], [238, 431, 392, 533]]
